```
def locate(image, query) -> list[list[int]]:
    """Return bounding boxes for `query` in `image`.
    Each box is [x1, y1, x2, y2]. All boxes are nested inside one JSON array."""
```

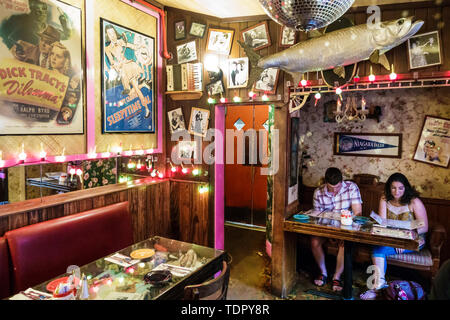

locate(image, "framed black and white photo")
[[176, 41, 197, 64], [407, 30, 442, 70], [177, 141, 197, 160], [189, 22, 206, 38], [227, 57, 249, 88], [279, 26, 296, 47], [174, 20, 186, 41], [206, 80, 225, 96], [254, 68, 279, 94], [189, 107, 210, 137], [206, 28, 234, 55], [240, 22, 271, 51], [167, 108, 186, 135]]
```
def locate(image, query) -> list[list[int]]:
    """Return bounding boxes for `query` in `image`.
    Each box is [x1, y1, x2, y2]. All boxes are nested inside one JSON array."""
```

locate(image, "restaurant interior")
[[0, 0, 449, 302]]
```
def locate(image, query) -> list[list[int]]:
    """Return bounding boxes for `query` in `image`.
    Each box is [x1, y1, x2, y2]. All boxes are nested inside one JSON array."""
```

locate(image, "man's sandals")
[[332, 279, 343, 292]]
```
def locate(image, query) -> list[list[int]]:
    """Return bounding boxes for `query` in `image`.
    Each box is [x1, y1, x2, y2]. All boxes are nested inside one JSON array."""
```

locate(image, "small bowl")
[[144, 270, 172, 286]]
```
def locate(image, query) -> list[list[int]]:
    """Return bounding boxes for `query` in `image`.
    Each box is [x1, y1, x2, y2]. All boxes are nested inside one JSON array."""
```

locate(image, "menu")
[[371, 226, 416, 240], [370, 211, 425, 230]]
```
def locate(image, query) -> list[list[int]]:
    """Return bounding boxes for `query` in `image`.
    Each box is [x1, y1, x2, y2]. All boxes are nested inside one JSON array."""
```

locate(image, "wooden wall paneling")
[[440, 6, 450, 70], [352, 11, 369, 76]]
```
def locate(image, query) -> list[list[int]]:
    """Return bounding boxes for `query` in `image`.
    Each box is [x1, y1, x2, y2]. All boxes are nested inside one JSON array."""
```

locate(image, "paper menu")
[[105, 253, 140, 267], [370, 211, 425, 230], [371, 226, 416, 240]]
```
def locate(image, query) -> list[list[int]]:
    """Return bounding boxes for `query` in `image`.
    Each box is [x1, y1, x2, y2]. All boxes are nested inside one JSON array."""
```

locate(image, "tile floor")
[[224, 224, 430, 300]]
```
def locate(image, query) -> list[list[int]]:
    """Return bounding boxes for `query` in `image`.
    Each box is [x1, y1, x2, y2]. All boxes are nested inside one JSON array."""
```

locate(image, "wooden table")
[[284, 214, 420, 300], [14, 236, 226, 300]]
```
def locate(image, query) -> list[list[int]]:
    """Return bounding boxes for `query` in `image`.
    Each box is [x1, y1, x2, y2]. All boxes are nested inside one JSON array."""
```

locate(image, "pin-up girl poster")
[[101, 18, 155, 133]]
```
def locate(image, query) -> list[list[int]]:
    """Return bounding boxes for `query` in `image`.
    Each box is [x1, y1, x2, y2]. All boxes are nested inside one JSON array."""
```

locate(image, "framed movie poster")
[[413, 116, 449, 168], [0, 0, 84, 135], [189, 107, 210, 137], [227, 57, 248, 89], [101, 18, 155, 133], [334, 133, 402, 158]]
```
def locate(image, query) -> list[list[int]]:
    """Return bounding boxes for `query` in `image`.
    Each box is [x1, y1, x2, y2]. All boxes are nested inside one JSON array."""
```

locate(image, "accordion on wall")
[[166, 63, 203, 92]]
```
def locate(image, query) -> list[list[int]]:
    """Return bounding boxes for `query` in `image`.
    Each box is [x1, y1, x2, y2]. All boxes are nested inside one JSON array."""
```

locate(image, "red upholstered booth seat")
[[5, 201, 133, 293], [0, 236, 11, 299]]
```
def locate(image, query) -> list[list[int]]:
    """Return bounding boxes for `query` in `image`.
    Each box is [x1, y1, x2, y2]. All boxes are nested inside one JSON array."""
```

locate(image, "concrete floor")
[[224, 225, 430, 300]]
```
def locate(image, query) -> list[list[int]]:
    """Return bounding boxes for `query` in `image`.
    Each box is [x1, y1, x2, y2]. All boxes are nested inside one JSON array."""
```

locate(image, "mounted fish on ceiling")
[[238, 17, 424, 88]]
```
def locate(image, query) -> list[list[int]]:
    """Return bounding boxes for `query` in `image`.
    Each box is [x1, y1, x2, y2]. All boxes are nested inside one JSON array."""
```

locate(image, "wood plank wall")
[[0, 179, 211, 247]]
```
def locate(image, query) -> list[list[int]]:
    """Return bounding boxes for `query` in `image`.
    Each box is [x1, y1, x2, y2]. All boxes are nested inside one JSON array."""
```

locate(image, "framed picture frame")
[[254, 68, 279, 94], [407, 30, 442, 70], [189, 22, 206, 38], [206, 80, 225, 96], [176, 40, 197, 64], [189, 107, 210, 137], [412, 116, 449, 168], [279, 26, 296, 47], [240, 22, 271, 51], [0, 0, 84, 135], [174, 20, 186, 41], [177, 141, 197, 160], [167, 108, 186, 135], [227, 57, 249, 88], [206, 28, 234, 55], [101, 18, 155, 133], [333, 133, 402, 158]]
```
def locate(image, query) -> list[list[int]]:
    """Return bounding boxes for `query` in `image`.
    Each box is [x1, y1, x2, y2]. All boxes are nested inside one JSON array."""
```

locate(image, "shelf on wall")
[[289, 72, 450, 96], [165, 91, 203, 101]]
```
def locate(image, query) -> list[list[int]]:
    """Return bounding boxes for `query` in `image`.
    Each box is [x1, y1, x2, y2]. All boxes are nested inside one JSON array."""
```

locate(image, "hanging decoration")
[[258, 0, 355, 32], [334, 96, 368, 123]]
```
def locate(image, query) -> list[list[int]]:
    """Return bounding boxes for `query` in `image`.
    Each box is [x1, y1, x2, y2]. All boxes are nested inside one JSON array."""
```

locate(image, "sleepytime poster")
[[0, 0, 83, 134], [101, 19, 155, 133]]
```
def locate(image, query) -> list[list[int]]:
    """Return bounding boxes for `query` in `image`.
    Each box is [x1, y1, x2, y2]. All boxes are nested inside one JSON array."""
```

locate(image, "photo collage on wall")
[[170, 19, 295, 98], [0, 0, 84, 134]]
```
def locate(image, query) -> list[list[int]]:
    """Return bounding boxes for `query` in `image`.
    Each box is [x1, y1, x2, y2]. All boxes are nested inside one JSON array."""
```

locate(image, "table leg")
[[343, 241, 353, 300]]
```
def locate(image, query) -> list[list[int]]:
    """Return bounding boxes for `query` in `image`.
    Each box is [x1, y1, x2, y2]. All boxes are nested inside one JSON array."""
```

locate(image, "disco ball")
[[259, 0, 355, 32]]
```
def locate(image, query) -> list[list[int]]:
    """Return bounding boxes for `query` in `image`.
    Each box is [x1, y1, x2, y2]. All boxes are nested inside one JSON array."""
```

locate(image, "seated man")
[[311, 167, 362, 292]]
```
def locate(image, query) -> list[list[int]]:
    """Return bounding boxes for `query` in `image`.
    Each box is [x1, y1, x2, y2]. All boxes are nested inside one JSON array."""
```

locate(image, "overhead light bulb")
[[315, 92, 321, 100], [336, 87, 342, 95], [262, 94, 269, 101], [233, 95, 242, 103], [248, 91, 255, 98], [300, 79, 307, 86], [207, 97, 216, 104], [220, 97, 227, 103]]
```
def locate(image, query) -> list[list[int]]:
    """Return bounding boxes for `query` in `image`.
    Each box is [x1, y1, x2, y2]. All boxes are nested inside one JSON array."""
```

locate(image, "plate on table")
[[293, 214, 310, 222], [46, 276, 79, 293], [130, 248, 156, 260]]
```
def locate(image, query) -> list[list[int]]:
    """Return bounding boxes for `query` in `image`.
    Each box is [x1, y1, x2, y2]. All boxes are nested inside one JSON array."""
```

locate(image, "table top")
[[284, 211, 420, 251], [27, 236, 226, 300]]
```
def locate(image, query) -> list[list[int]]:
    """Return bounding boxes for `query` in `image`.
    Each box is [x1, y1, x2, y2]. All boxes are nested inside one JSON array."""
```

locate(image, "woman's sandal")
[[314, 274, 328, 287], [332, 279, 343, 292]]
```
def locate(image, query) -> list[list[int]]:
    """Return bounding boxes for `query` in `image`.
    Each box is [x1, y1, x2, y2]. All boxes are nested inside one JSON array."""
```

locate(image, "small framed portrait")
[[240, 21, 271, 51], [413, 116, 449, 168], [189, 22, 207, 38], [167, 108, 186, 135], [189, 107, 210, 137], [227, 57, 249, 88], [206, 28, 235, 55], [176, 40, 197, 64], [174, 20, 186, 40], [407, 30, 442, 70], [279, 25, 296, 47], [254, 68, 279, 94], [178, 141, 197, 160], [206, 80, 225, 96]]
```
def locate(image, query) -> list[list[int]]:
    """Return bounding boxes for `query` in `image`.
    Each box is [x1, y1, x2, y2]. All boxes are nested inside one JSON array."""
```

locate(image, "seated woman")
[[360, 172, 428, 300]]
